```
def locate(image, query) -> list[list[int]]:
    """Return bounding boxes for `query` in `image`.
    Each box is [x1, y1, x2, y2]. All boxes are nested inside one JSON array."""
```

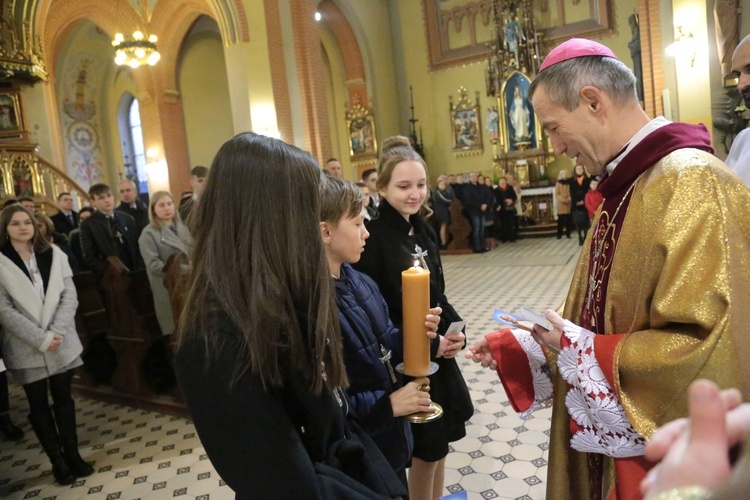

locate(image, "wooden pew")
[[73, 256, 187, 416], [445, 200, 472, 254]]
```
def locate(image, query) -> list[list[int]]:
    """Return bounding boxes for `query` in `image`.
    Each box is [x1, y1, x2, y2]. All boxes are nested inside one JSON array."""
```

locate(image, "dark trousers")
[[23, 370, 74, 418], [470, 214, 485, 250], [557, 214, 572, 237], [572, 210, 591, 240], [499, 215, 517, 242], [0, 370, 9, 414]]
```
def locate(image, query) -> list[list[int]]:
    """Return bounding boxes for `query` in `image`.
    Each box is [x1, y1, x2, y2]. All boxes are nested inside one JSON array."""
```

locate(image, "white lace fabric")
[[557, 321, 645, 458], [510, 330, 553, 419]]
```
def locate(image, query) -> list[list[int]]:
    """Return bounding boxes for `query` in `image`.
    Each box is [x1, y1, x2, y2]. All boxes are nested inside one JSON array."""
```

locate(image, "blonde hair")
[[148, 191, 182, 227]]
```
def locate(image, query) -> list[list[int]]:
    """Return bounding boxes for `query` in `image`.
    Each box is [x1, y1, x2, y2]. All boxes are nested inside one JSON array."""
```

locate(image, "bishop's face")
[[532, 85, 609, 175]]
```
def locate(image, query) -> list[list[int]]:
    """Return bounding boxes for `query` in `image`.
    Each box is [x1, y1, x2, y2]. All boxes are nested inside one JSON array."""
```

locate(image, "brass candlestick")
[[396, 362, 444, 423]]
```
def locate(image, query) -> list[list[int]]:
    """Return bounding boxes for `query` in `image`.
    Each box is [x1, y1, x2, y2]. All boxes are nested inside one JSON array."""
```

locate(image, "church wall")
[[392, 0, 642, 183], [105, 69, 139, 184], [54, 22, 119, 191], [320, 27, 349, 174], [670, 0, 712, 130], [178, 29, 235, 169], [23, 83, 56, 162]]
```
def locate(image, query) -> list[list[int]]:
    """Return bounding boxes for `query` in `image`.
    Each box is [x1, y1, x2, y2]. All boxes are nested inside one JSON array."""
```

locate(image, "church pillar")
[[289, 0, 333, 163], [132, 70, 191, 194]]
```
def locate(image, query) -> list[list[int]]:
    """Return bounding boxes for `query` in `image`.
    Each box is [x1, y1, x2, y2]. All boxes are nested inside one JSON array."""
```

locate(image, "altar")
[[519, 185, 555, 224]]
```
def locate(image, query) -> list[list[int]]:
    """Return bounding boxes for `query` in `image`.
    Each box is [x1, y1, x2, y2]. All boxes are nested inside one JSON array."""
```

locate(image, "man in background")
[[361, 168, 379, 207], [116, 179, 149, 236], [50, 192, 79, 236], [179, 166, 208, 221], [725, 34, 750, 186], [325, 158, 343, 178]]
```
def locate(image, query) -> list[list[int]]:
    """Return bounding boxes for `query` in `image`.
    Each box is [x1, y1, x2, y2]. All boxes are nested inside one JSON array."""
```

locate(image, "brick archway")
[[317, 0, 369, 106], [38, 0, 237, 192]]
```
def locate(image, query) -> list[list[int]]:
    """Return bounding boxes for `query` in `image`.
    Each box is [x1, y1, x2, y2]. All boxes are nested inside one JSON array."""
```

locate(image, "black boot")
[[28, 411, 75, 485], [0, 412, 23, 441], [53, 401, 94, 477]]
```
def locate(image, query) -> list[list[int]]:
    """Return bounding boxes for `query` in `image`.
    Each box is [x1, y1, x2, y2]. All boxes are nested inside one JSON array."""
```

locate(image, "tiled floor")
[[0, 237, 582, 499]]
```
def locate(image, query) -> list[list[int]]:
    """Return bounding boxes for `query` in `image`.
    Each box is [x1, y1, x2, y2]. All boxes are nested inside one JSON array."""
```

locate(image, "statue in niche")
[[628, 13, 644, 105], [487, 106, 499, 142], [510, 86, 530, 140]]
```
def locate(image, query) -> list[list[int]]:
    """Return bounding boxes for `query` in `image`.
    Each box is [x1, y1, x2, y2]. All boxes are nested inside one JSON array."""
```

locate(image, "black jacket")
[[335, 263, 412, 475], [353, 199, 473, 459], [50, 210, 78, 236], [175, 313, 407, 499], [79, 211, 144, 274], [570, 175, 592, 212], [462, 182, 487, 217], [116, 201, 149, 236]]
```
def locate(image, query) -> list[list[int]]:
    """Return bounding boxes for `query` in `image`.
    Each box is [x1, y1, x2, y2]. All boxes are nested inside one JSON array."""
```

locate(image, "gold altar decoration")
[[345, 95, 378, 164], [450, 87, 483, 157], [0, 11, 47, 83]]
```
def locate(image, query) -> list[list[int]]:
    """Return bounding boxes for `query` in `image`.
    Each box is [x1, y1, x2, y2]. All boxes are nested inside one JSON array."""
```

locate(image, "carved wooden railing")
[[0, 142, 91, 214]]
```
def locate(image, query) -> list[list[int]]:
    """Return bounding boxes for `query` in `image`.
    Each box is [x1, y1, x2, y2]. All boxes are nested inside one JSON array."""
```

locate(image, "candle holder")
[[395, 362, 444, 423]]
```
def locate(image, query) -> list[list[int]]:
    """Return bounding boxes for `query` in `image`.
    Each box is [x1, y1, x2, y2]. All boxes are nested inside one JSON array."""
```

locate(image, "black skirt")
[[410, 355, 474, 462]]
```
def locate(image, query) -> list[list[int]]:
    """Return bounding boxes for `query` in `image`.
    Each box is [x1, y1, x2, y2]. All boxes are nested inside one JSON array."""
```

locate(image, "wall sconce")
[[145, 148, 171, 193], [665, 26, 696, 67]]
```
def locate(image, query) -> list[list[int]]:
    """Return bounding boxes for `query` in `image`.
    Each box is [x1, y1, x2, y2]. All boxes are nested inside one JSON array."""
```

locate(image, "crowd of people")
[[0, 34, 749, 500], [0, 168, 205, 484]]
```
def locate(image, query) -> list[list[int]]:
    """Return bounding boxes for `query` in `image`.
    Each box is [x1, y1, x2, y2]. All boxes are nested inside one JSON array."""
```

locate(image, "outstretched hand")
[[465, 337, 497, 370]]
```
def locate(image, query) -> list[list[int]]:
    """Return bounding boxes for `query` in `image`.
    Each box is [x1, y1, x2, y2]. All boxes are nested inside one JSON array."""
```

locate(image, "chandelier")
[[112, 0, 160, 68]]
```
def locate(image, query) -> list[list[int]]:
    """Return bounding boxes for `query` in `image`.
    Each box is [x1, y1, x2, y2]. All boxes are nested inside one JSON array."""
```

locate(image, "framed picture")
[[346, 98, 378, 162], [501, 71, 539, 152], [0, 89, 23, 137], [450, 87, 483, 156]]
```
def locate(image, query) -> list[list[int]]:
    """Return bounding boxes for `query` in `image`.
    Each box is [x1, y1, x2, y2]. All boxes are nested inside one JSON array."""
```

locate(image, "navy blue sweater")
[[335, 263, 413, 476]]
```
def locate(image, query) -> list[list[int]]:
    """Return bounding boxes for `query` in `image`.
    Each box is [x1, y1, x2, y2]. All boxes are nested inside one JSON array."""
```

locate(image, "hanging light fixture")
[[112, 0, 161, 68]]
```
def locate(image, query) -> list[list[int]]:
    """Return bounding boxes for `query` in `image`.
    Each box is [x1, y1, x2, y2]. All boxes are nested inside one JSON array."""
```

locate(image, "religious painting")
[[501, 71, 537, 152], [450, 87, 483, 155], [0, 90, 23, 137], [12, 157, 33, 197], [346, 98, 378, 162]]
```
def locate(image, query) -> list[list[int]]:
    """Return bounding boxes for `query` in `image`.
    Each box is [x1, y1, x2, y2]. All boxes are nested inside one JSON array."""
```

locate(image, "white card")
[[445, 321, 466, 335], [515, 307, 553, 331]]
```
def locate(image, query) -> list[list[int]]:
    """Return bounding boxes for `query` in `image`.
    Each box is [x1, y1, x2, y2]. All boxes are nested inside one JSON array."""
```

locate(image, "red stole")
[[579, 122, 713, 333]]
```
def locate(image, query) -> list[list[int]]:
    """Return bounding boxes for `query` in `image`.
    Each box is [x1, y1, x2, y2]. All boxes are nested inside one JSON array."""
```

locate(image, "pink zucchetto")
[[538, 38, 618, 72]]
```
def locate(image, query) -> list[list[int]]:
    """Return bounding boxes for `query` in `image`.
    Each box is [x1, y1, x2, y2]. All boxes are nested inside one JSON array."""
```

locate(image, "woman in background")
[[0, 205, 91, 485], [138, 191, 191, 337], [431, 177, 453, 249], [174, 133, 406, 499], [555, 169, 572, 239]]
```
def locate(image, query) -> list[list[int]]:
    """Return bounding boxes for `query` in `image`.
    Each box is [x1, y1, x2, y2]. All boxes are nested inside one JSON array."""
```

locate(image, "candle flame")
[[414, 260, 421, 268]]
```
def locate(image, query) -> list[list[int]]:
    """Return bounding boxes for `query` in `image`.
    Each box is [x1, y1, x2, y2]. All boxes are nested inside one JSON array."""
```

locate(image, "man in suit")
[[80, 183, 144, 274], [50, 192, 79, 236], [179, 166, 208, 222], [116, 179, 149, 236]]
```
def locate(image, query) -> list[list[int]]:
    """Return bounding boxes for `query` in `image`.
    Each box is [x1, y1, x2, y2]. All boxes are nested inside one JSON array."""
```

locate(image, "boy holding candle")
[[319, 174, 443, 487]]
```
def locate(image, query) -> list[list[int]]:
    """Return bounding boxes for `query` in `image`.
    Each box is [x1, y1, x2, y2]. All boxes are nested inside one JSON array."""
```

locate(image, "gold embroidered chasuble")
[[546, 148, 750, 499]]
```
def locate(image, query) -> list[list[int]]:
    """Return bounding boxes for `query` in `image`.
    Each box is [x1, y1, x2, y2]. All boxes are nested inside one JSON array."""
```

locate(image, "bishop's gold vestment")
[[548, 148, 750, 499]]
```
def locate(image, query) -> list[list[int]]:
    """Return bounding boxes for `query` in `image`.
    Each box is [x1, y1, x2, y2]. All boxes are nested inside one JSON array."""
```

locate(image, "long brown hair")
[[178, 133, 346, 393], [376, 135, 432, 218], [0, 205, 51, 253]]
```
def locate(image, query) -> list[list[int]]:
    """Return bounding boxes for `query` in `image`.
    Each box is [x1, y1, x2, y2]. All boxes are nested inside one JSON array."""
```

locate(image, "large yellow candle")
[[402, 264, 430, 377]]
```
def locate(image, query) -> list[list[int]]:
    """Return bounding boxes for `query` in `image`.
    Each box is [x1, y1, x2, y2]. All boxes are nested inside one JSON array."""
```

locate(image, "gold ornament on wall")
[[449, 87, 483, 157], [345, 95, 378, 164]]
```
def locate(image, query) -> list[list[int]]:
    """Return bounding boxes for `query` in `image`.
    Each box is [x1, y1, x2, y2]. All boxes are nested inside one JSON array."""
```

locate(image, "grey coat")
[[138, 223, 191, 335], [0, 245, 82, 374]]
